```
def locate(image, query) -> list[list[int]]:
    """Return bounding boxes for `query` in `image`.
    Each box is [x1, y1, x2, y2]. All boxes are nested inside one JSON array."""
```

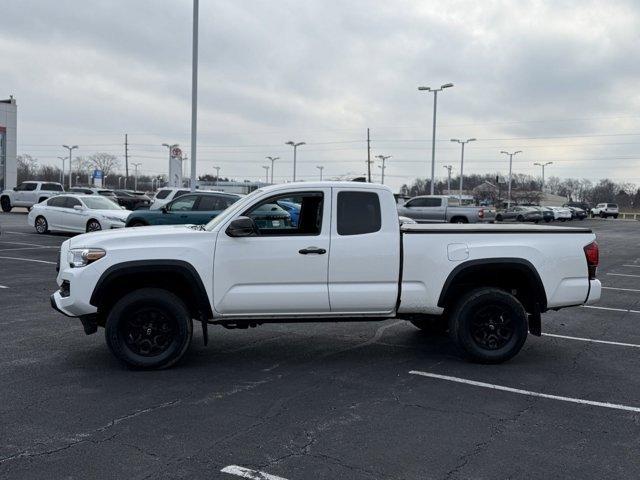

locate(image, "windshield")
[[82, 196, 122, 210], [204, 189, 263, 231]]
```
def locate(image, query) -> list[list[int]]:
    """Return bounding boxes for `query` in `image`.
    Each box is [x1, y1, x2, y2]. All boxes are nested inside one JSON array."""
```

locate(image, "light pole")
[[132, 162, 142, 191], [316, 165, 324, 181], [189, 0, 199, 192], [443, 165, 453, 192], [500, 150, 522, 208], [57, 156, 67, 184], [534, 161, 553, 191], [376, 155, 391, 185], [62, 145, 78, 190], [450, 138, 476, 200], [286, 141, 305, 182], [262, 165, 270, 183], [266, 156, 279, 184], [213, 166, 221, 186], [418, 83, 453, 194]]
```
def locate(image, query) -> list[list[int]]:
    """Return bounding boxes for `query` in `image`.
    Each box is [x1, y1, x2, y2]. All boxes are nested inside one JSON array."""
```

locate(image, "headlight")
[[104, 215, 125, 222], [67, 248, 106, 268]]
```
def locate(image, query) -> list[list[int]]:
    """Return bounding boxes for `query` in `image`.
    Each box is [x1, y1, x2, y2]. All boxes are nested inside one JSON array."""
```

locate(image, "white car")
[[547, 206, 572, 221], [150, 187, 192, 210], [50, 182, 600, 369], [591, 203, 619, 219], [28, 194, 130, 234]]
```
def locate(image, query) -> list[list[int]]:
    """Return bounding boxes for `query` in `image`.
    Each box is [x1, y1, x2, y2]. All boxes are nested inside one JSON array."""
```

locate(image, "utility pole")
[[262, 165, 270, 183], [190, 0, 199, 192], [500, 150, 522, 208], [213, 166, 221, 186], [418, 83, 454, 194], [132, 162, 142, 191], [62, 145, 78, 190], [534, 161, 553, 191], [266, 156, 279, 184], [285, 141, 305, 181], [57, 156, 67, 184], [450, 138, 476, 200], [316, 165, 324, 181], [367, 128, 371, 182], [124, 133, 129, 187], [375, 155, 391, 185], [443, 165, 453, 192]]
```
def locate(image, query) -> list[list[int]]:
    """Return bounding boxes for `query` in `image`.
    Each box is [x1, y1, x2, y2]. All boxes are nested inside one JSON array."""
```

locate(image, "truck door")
[[423, 197, 446, 222], [213, 188, 331, 315], [328, 187, 400, 313]]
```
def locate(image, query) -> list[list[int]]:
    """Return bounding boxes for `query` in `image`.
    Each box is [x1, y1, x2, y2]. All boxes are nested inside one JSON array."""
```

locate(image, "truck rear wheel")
[[449, 288, 527, 364], [105, 288, 193, 369], [1, 196, 11, 212]]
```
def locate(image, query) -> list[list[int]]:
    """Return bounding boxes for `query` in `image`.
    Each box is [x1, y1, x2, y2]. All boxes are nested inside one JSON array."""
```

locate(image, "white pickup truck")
[[1, 181, 64, 212], [50, 182, 601, 369]]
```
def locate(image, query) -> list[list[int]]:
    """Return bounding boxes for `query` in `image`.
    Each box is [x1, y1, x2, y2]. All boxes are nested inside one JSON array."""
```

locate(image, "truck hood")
[[68, 224, 199, 248]]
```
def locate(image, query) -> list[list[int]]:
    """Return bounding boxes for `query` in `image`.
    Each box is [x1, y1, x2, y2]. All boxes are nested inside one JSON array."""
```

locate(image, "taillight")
[[478, 208, 484, 218], [584, 241, 599, 280]]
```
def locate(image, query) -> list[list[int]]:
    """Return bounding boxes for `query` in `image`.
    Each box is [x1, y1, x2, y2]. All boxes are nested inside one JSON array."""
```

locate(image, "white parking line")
[[221, 465, 289, 480], [622, 265, 640, 268], [0, 285, 8, 289], [602, 286, 640, 293], [607, 273, 640, 278], [581, 305, 640, 314], [0, 241, 50, 247], [0, 256, 56, 265], [0, 246, 58, 252], [409, 371, 640, 413], [543, 333, 640, 348]]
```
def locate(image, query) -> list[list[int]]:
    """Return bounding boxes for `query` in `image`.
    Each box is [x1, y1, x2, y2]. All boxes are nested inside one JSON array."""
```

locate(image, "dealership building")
[[0, 97, 17, 191]]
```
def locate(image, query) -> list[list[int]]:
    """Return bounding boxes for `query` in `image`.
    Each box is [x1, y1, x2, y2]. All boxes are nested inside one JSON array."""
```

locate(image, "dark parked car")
[[567, 206, 587, 220], [531, 206, 554, 223], [113, 190, 152, 210], [67, 187, 119, 203], [564, 201, 590, 211], [125, 191, 241, 227], [495, 206, 543, 223]]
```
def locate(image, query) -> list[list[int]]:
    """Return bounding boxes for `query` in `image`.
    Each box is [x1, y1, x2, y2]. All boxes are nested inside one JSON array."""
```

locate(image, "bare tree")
[[88, 153, 120, 178], [17, 154, 39, 182]]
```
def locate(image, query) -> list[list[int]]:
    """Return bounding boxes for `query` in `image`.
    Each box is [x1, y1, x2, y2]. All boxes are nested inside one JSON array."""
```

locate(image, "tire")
[[544, 218, 551, 223], [105, 288, 193, 370], [449, 287, 528, 364], [0, 196, 11, 212], [34, 215, 49, 234], [600, 212, 606, 219], [410, 315, 449, 335], [516, 215, 524, 222], [86, 219, 102, 232], [613, 214, 619, 219], [450, 217, 468, 224], [128, 220, 148, 227], [495, 214, 503, 222], [534, 220, 539, 224]]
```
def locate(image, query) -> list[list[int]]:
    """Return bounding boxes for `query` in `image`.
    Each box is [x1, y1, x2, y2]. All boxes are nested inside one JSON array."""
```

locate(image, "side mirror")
[[226, 216, 257, 237], [73, 205, 83, 211]]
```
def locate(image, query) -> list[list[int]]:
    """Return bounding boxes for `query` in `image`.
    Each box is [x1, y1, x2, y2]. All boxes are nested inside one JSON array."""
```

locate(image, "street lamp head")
[[418, 86, 431, 91], [515, 150, 522, 155], [297, 142, 306, 147], [441, 83, 454, 89], [468, 138, 477, 142], [450, 138, 460, 143], [500, 151, 509, 155], [286, 141, 295, 146]]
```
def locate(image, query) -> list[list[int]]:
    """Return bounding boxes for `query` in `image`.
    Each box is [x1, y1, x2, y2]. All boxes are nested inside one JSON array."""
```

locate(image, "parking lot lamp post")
[[375, 155, 391, 184], [266, 156, 279, 184], [451, 138, 476, 199], [534, 161, 553, 191], [132, 163, 142, 191], [316, 165, 324, 181], [57, 156, 67, 184], [500, 150, 522, 208], [62, 145, 78, 190], [285, 141, 305, 182], [262, 165, 270, 183], [418, 83, 453, 194], [443, 165, 453, 192]]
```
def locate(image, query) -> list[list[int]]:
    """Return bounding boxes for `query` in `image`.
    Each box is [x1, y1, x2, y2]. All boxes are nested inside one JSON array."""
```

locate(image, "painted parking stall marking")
[[543, 332, 640, 349], [602, 286, 640, 293], [581, 305, 640, 314], [221, 465, 289, 480], [409, 371, 640, 413], [0, 256, 56, 265], [607, 273, 640, 278]]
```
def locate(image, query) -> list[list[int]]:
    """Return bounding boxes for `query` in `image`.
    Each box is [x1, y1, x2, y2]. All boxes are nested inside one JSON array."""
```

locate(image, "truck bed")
[[401, 223, 592, 234]]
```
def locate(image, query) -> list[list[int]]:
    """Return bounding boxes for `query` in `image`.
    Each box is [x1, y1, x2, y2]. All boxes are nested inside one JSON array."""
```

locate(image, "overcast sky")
[[2, 0, 640, 190]]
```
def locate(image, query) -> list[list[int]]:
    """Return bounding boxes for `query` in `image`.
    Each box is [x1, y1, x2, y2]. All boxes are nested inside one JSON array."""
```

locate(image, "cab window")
[[337, 191, 381, 236], [17, 182, 37, 191], [243, 192, 322, 236], [42, 183, 63, 191]]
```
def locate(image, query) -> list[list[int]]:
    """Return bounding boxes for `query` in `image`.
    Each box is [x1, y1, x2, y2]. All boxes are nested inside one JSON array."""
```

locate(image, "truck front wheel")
[[1, 196, 11, 212], [449, 288, 527, 364], [105, 288, 193, 369]]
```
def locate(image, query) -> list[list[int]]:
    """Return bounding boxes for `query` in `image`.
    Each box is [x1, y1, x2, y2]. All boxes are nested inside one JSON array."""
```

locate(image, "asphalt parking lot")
[[1, 211, 639, 480]]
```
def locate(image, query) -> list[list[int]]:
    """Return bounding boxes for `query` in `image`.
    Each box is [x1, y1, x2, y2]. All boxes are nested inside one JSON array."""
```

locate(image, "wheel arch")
[[437, 258, 548, 313], [90, 260, 213, 323]]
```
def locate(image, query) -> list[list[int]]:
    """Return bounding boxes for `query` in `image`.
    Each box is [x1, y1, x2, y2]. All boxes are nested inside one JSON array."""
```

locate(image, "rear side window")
[[65, 197, 82, 209], [175, 190, 190, 199], [607, 203, 618, 208], [42, 183, 63, 191], [337, 191, 381, 236], [155, 189, 171, 199], [197, 195, 234, 211]]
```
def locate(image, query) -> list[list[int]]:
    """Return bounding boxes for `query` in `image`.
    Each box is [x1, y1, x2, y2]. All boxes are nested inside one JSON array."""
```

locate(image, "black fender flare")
[[89, 260, 213, 319]]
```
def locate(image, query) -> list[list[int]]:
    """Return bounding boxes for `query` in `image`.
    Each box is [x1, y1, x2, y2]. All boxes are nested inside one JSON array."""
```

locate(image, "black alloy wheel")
[[35, 216, 48, 234], [119, 307, 177, 357], [469, 304, 514, 350]]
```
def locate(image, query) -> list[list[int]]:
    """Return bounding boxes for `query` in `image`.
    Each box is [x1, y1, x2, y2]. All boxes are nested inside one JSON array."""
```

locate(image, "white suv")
[[149, 188, 192, 210], [591, 203, 619, 219], [1, 181, 64, 212]]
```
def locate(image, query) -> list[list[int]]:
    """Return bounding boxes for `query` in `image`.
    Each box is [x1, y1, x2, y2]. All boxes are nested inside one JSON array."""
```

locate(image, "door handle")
[[299, 247, 326, 255]]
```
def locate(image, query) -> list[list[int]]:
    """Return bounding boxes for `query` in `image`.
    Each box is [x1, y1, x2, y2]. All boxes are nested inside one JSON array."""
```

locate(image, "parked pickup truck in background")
[[1, 181, 64, 212], [397, 195, 495, 223], [51, 182, 600, 370]]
